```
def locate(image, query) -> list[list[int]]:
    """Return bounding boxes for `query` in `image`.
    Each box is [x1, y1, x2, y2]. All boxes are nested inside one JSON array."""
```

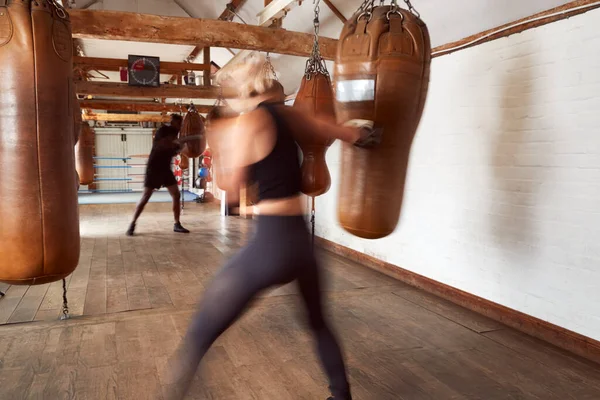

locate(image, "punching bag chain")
[[264, 53, 278, 81], [358, 0, 420, 19], [305, 0, 329, 80], [61, 278, 70, 320], [48, 0, 68, 19], [402, 0, 420, 17]]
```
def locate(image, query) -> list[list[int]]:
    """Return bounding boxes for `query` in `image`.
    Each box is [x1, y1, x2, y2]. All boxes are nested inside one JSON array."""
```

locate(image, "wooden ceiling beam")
[[82, 113, 171, 123], [219, 0, 301, 75], [75, 81, 237, 99], [220, 0, 248, 21], [322, 0, 347, 23], [69, 10, 337, 60], [78, 100, 213, 113], [257, 0, 299, 26], [74, 56, 210, 74]]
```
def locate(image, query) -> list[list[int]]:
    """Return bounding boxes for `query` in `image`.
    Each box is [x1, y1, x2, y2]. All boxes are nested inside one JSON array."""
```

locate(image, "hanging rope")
[[60, 278, 69, 320], [304, 0, 329, 80]]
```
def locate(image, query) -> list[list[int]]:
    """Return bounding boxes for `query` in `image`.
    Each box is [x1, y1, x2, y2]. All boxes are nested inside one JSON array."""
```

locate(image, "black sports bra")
[[247, 102, 302, 202]]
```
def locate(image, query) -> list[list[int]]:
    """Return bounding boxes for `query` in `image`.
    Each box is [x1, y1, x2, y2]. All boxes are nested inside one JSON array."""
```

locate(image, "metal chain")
[[48, 0, 68, 19], [357, 0, 376, 22], [263, 53, 278, 81], [357, 0, 420, 18], [403, 0, 420, 17], [304, 0, 329, 79], [60, 278, 70, 320]]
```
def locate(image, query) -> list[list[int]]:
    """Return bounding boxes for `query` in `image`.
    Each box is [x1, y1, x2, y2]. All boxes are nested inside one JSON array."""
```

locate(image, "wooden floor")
[[1, 203, 599, 399]]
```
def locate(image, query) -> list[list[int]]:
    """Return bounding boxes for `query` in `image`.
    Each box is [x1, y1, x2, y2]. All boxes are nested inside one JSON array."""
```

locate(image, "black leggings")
[[173, 215, 351, 399]]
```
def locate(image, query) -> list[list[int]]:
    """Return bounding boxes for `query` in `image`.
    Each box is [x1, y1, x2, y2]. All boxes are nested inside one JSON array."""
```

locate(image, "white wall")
[[315, 10, 600, 340]]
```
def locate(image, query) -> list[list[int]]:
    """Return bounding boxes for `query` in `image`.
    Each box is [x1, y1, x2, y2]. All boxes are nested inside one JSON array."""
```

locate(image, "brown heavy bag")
[[180, 154, 189, 170], [180, 106, 206, 158], [334, 4, 431, 239], [75, 122, 94, 185], [73, 90, 82, 145], [293, 72, 336, 197], [0, 0, 80, 285]]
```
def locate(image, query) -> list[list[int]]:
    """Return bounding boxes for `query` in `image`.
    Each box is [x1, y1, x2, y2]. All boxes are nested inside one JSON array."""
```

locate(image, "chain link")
[[304, 0, 329, 79], [48, 0, 68, 19], [263, 53, 278, 81], [403, 0, 420, 18], [357, 0, 420, 18]]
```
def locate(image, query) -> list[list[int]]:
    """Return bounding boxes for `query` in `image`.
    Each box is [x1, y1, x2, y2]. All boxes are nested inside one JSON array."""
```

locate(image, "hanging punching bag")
[[293, 5, 336, 198], [0, 0, 80, 285], [73, 90, 81, 145], [75, 122, 94, 185], [180, 105, 206, 158], [334, 1, 431, 239], [180, 154, 189, 170]]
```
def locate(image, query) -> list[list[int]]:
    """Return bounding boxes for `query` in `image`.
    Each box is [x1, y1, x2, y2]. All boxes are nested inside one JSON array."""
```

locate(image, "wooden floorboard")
[[0, 202, 599, 399]]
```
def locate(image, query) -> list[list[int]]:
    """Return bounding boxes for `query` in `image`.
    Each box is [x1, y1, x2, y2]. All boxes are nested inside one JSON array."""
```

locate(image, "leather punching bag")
[[334, 4, 431, 239], [180, 154, 189, 170], [73, 91, 81, 145], [180, 105, 206, 158], [75, 122, 94, 185], [294, 73, 336, 197], [0, 0, 80, 285]]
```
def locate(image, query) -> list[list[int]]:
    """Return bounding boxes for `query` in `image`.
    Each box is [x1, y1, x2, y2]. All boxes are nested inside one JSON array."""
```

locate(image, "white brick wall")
[[315, 9, 600, 340]]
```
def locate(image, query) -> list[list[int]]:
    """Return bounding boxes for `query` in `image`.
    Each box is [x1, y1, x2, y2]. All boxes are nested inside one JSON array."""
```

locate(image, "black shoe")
[[126, 223, 136, 236], [174, 223, 190, 233]]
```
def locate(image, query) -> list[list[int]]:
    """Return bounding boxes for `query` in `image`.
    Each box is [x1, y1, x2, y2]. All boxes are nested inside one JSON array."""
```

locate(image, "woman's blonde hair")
[[215, 54, 283, 99]]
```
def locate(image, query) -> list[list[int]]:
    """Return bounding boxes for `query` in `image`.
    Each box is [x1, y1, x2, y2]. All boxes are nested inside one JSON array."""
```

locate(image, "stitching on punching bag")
[[31, 4, 46, 275], [52, 18, 70, 61], [0, 6, 13, 47]]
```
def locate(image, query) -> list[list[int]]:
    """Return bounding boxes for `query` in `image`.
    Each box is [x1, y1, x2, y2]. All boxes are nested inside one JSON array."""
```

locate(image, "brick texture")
[[315, 9, 600, 340]]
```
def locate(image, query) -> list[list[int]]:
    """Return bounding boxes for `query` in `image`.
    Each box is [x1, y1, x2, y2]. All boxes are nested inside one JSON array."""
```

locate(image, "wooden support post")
[[203, 47, 211, 86], [239, 184, 250, 219]]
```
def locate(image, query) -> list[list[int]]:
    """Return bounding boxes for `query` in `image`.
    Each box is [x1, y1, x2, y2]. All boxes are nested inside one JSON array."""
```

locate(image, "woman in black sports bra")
[[166, 57, 379, 400]]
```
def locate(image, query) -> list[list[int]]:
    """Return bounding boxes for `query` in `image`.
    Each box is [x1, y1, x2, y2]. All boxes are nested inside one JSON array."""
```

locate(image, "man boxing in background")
[[126, 114, 190, 236]]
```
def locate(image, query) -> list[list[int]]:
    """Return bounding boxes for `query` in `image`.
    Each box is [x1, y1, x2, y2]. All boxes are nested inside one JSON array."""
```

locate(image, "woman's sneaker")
[[126, 223, 136, 236], [174, 222, 190, 233]]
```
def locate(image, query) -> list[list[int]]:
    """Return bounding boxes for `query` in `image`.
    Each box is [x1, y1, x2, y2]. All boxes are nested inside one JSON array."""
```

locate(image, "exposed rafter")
[[82, 113, 171, 123], [78, 100, 212, 113], [219, 0, 303, 75], [75, 81, 237, 99], [68, 10, 336, 59], [322, 0, 347, 23], [74, 57, 209, 75]]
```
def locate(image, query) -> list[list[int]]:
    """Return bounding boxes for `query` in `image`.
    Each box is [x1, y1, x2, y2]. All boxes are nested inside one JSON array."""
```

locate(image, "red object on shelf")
[[120, 67, 128, 82]]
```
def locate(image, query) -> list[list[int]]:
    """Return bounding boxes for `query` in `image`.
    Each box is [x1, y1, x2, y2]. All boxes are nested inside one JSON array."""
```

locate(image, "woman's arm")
[[277, 106, 362, 144]]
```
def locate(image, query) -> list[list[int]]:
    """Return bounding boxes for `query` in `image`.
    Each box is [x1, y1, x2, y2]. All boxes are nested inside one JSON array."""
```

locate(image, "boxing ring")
[[78, 190, 199, 205]]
